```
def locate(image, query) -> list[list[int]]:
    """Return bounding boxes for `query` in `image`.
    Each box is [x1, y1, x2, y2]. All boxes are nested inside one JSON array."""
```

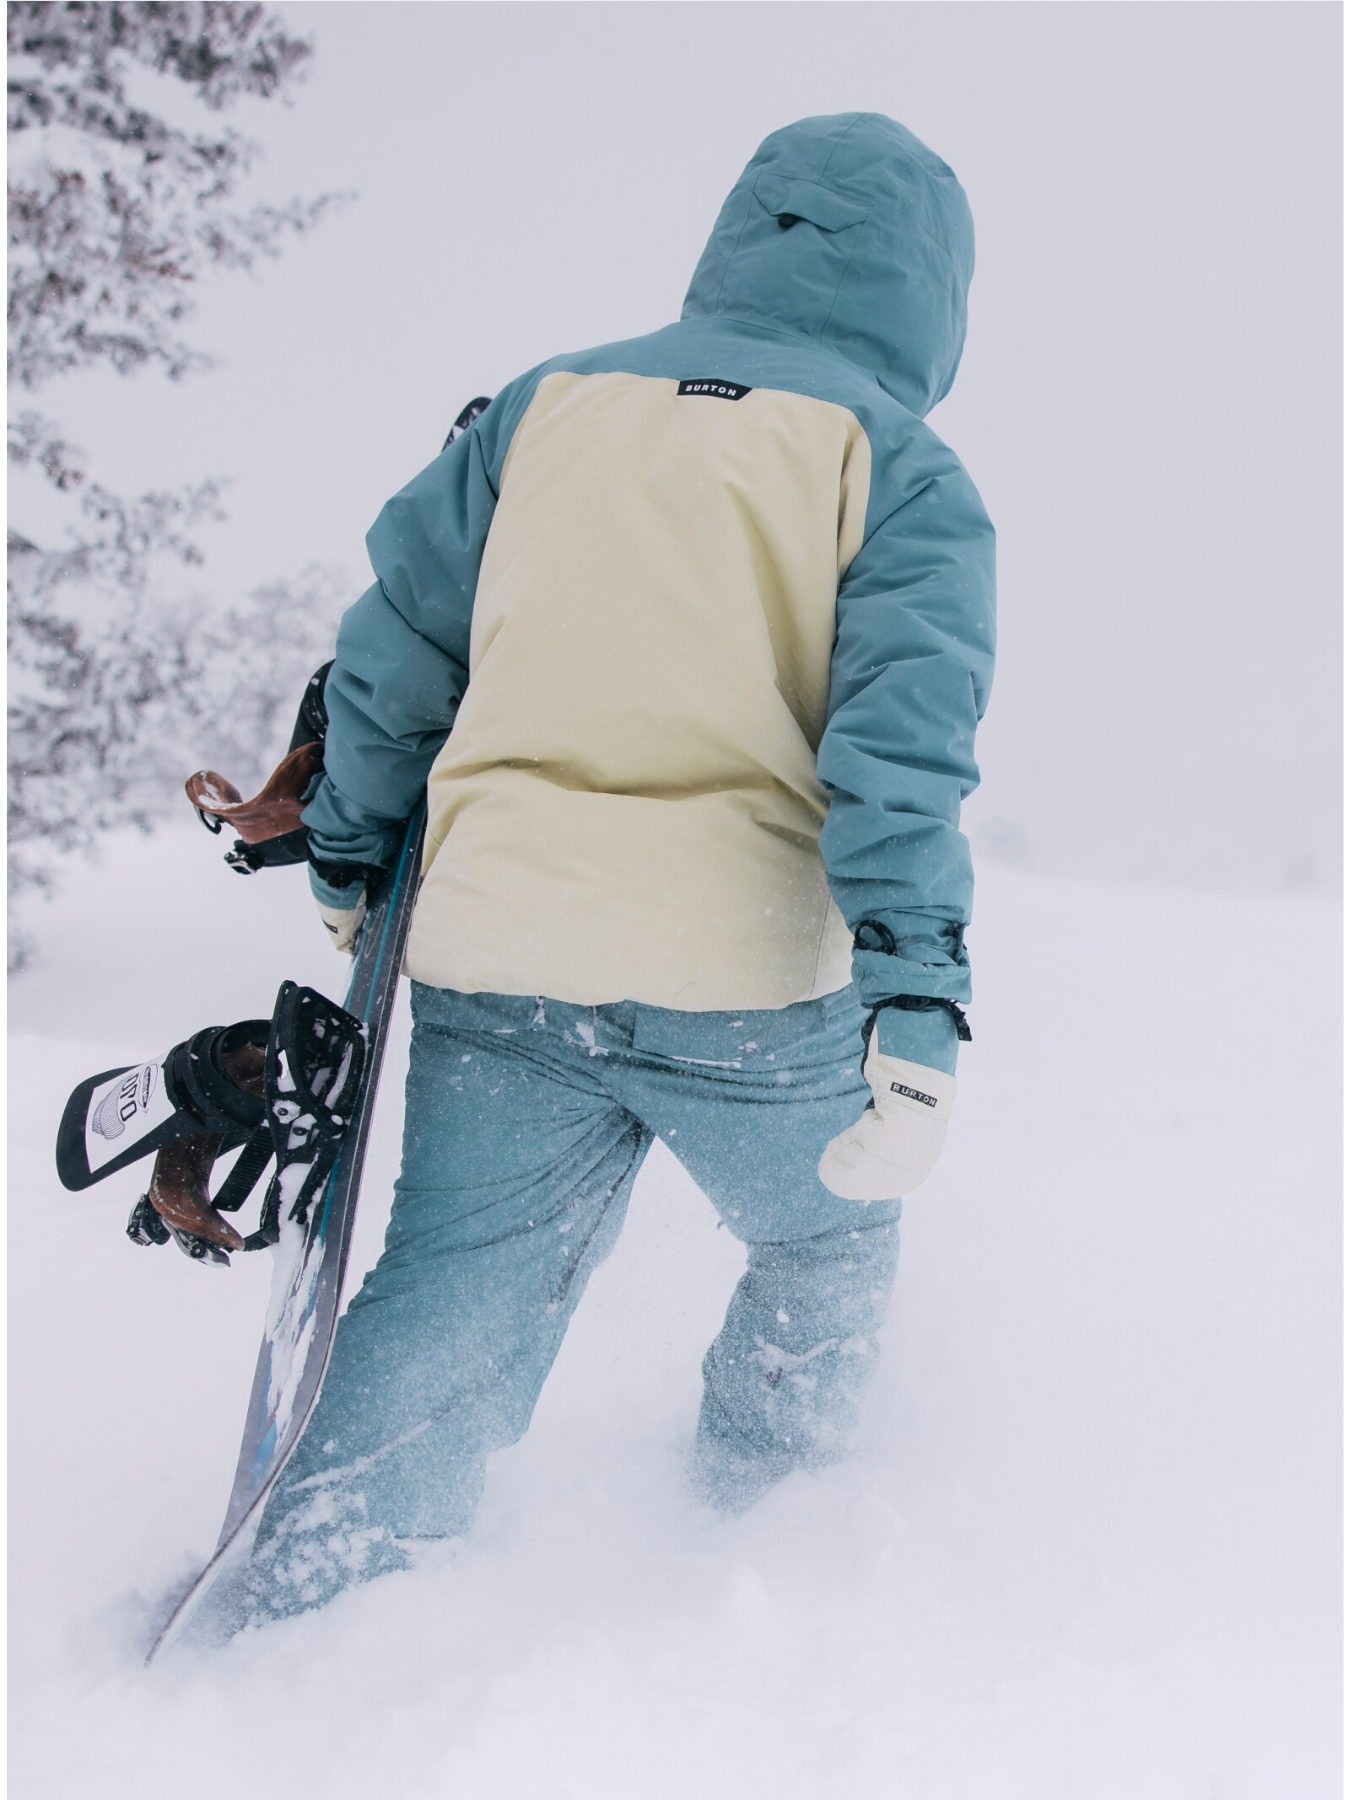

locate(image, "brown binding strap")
[[185, 740, 322, 845], [144, 1040, 266, 1250], [149, 1135, 246, 1250]]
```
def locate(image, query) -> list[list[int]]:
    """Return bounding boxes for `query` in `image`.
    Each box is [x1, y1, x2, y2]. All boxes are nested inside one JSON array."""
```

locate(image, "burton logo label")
[[677, 379, 752, 401], [891, 1082, 938, 1107]]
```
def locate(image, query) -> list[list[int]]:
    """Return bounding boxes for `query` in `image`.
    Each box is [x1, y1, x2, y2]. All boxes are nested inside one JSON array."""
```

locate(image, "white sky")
[[33, 1, 1342, 895]]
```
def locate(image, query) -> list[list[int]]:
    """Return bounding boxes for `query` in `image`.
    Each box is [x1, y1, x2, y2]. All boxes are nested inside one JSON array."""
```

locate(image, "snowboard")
[[145, 803, 426, 1663]]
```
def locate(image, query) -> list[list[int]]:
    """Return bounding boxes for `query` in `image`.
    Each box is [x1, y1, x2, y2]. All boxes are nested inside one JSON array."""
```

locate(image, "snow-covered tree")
[[8, 3, 346, 968], [8, 0, 331, 386]]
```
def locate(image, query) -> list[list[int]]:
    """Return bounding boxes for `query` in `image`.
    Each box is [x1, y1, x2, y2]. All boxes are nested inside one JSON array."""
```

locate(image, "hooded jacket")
[[304, 112, 995, 1024]]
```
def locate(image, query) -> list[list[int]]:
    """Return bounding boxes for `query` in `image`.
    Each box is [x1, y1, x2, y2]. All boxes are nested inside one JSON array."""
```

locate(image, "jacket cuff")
[[852, 947, 972, 1007], [848, 912, 972, 1007], [301, 776, 407, 872]]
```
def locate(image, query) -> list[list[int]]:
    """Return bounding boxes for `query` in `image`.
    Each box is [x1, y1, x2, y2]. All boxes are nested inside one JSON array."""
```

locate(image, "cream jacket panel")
[[405, 370, 872, 1009]]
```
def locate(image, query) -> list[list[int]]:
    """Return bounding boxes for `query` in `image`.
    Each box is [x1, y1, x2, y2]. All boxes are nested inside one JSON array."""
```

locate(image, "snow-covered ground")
[[9, 818, 1341, 1798]]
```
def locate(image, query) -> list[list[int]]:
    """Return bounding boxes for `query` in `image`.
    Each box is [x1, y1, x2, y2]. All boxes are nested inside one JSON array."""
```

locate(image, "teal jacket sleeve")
[[301, 409, 504, 874], [817, 444, 996, 1062]]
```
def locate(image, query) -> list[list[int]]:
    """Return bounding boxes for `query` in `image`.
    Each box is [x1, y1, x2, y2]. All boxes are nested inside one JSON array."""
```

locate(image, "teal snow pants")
[[242, 982, 902, 1622]]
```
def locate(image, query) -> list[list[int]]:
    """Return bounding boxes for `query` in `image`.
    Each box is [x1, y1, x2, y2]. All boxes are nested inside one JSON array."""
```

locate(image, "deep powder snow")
[[8, 817, 1340, 1799]]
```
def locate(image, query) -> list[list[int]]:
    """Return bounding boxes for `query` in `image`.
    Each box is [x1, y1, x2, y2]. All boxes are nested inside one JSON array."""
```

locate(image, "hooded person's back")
[[240, 115, 998, 1630], [304, 113, 995, 1031]]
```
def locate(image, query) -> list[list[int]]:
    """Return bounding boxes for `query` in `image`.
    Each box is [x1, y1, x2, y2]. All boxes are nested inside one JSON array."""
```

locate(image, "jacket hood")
[[682, 113, 975, 417]]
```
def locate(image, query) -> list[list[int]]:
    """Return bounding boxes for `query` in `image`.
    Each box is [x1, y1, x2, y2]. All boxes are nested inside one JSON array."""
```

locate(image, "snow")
[[8, 815, 1341, 1798], [263, 1209, 321, 1446]]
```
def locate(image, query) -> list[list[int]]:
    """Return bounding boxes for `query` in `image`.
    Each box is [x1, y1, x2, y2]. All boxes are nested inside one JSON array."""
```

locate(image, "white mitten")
[[314, 889, 367, 954], [818, 1034, 956, 1202]]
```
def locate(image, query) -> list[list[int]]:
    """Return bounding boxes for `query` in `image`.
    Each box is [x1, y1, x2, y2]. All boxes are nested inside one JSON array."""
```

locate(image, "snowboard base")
[[145, 807, 425, 1664]]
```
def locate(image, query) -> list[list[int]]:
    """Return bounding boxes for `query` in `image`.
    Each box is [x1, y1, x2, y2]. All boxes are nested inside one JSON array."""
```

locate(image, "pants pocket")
[[628, 985, 861, 1070]]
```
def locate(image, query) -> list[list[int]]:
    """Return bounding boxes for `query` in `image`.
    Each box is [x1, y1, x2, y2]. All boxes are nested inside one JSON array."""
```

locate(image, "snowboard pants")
[[244, 982, 902, 1621]]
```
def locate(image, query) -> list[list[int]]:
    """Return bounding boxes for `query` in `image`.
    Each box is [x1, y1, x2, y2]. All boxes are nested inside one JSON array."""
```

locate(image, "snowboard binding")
[[56, 982, 367, 1267], [186, 660, 332, 874]]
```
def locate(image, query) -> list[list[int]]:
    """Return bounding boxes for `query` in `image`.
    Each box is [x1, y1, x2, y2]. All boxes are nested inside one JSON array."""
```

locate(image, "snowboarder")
[[243, 110, 995, 1624]]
